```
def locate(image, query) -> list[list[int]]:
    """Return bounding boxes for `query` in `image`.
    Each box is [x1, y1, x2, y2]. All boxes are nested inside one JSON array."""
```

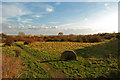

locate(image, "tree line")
[[1, 32, 120, 46]]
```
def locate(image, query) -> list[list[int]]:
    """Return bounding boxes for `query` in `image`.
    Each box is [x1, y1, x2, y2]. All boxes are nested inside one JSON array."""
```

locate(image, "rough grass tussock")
[[14, 49, 21, 57]]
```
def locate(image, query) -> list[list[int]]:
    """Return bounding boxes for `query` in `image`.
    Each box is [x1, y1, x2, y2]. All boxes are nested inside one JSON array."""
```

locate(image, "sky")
[[2, 0, 119, 2], [1, 2, 118, 35]]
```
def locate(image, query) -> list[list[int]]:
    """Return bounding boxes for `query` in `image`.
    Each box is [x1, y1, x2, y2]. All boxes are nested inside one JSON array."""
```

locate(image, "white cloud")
[[22, 20, 28, 23], [92, 11, 118, 33], [17, 17, 21, 22], [19, 23, 25, 29], [40, 24, 48, 29], [104, 3, 110, 6], [28, 25, 32, 28], [46, 7, 53, 12], [52, 26, 58, 29], [21, 19, 32, 23], [28, 3, 54, 13], [2, 0, 119, 2], [0, 4, 2, 24], [27, 19, 32, 21], [19, 25, 24, 29], [27, 24, 58, 29], [2, 3, 31, 22], [8, 26, 12, 28], [2, 3, 54, 24], [1, 23, 95, 35], [2, 23, 15, 29], [104, 3, 111, 10], [55, 2, 61, 5], [84, 18, 88, 21], [57, 8, 117, 33], [28, 25, 36, 29], [49, 22, 59, 24], [33, 15, 41, 18]]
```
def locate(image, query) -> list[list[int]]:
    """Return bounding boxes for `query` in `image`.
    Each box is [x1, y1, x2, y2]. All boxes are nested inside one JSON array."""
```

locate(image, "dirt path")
[[15, 43, 66, 78]]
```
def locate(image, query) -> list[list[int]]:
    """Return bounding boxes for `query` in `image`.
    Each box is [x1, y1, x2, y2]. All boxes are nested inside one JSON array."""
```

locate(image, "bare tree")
[[58, 32, 63, 36], [18, 32, 25, 35]]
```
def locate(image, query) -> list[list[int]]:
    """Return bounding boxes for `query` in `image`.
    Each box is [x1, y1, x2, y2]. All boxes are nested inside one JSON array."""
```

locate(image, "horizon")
[[1, 2, 118, 35], [1, 32, 119, 36]]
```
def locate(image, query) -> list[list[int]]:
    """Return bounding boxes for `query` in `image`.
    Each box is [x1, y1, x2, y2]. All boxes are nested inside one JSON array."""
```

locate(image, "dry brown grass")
[[0, 53, 2, 79], [2, 53, 22, 78]]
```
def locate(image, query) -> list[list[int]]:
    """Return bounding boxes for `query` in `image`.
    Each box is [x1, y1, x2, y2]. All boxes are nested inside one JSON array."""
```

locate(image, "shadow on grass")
[[96, 71, 120, 79], [40, 60, 62, 63], [40, 60, 78, 63], [74, 39, 119, 58], [74, 39, 120, 79]]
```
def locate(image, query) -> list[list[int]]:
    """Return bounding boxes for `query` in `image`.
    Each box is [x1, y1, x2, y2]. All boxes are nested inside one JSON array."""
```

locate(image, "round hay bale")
[[60, 50, 78, 61]]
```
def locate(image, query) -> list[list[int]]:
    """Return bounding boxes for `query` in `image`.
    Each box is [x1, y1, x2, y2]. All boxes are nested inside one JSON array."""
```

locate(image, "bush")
[[36, 37, 44, 42], [17, 36, 25, 41], [116, 34, 120, 39], [76, 36, 83, 42], [1, 33, 7, 38], [24, 39, 34, 45], [45, 38, 54, 42], [104, 36, 112, 39], [82, 36, 89, 43], [4, 36, 14, 46], [2, 38, 6, 43], [88, 36, 102, 43], [14, 49, 21, 57]]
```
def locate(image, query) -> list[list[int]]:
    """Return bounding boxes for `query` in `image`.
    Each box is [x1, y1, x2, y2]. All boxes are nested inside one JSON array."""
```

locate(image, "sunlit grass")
[[2, 39, 119, 78]]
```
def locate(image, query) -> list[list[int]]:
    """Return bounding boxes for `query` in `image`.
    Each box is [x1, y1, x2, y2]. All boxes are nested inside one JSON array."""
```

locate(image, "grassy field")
[[2, 39, 120, 78]]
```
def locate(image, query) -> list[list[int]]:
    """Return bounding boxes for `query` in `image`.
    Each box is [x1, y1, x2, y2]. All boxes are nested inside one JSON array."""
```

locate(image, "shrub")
[[4, 36, 14, 46], [76, 36, 83, 42], [14, 40, 18, 42], [60, 38, 67, 42], [24, 39, 34, 45], [36, 37, 44, 42], [111, 33, 116, 38], [12, 37, 18, 42], [58, 32, 63, 36], [1, 33, 7, 38], [116, 34, 120, 39], [45, 38, 54, 42], [88, 36, 102, 43], [2, 38, 6, 43], [53, 38, 61, 42], [104, 35, 112, 39], [82, 36, 89, 43]]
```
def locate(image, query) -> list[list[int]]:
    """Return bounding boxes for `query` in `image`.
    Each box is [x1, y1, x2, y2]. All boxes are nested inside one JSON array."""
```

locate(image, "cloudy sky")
[[1, 2, 118, 35]]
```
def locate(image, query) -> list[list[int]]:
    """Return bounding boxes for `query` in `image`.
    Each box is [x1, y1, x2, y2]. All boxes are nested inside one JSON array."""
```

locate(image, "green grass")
[[2, 43, 51, 78], [2, 39, 120, 78]]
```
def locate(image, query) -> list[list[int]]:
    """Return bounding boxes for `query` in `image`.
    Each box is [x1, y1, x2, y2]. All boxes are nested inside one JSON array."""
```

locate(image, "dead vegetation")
[[2, 53, 22, 78]]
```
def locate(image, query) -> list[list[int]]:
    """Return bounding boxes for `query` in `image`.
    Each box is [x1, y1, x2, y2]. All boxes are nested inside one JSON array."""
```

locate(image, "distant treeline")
[[1, 33, 120, 46]]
